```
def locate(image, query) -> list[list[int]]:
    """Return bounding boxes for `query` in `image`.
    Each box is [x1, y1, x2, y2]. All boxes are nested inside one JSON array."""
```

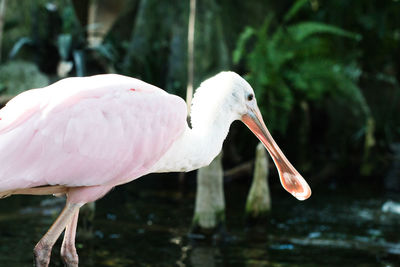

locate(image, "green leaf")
[[73, 50, 85, 77], [57, 34, 72, 61], [283, 0, 309, 23], [288, 22, 362, 42], [233, 27, 255, 64], [9, 37, 34, 59], [93, 43, 116, 61]]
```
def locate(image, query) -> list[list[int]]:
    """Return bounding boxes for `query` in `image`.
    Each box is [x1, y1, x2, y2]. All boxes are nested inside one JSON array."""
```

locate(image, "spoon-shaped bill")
[[241, 105, 311, 200]]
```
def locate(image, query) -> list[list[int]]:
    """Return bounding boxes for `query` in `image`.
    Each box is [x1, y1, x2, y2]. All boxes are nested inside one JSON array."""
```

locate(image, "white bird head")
[[191, 71, 311, 200]]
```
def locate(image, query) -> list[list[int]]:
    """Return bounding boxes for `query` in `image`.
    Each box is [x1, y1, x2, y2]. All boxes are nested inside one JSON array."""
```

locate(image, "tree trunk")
[[192, 152, 225, 237], [186, 0, 196, 113], [190, 0, 229, 238], [188, 0, 226, 237], [0, 0, 6, 62], [87, 0, 125, 48], [245, 142, 271, 221]]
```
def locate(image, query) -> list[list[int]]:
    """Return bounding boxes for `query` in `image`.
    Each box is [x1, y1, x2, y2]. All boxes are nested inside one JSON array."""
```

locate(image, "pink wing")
[[0, 74, 187, 191]]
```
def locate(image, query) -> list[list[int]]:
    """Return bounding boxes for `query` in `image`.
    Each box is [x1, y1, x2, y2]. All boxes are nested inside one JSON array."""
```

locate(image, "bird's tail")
[[0, 185, 68, 199]]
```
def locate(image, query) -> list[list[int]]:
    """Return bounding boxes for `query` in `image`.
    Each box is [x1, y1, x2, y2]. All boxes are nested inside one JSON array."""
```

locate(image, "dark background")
[[0, 0, 399, 266]]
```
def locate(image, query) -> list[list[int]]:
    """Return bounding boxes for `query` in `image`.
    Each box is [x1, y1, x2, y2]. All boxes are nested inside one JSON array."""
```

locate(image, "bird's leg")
[[34, 202, 82, 267], [61, 208, 80, 267]]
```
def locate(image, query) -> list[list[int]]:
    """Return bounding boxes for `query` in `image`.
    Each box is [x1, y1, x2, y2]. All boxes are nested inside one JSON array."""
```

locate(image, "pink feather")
[[0, 74, 186, 203]]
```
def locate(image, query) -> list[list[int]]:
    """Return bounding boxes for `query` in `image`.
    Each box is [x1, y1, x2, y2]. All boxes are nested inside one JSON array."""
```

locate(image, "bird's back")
[[0, 74, 187, 192]]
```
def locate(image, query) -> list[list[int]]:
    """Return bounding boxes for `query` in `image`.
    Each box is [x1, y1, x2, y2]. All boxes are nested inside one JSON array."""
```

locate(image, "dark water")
[[0, 174, 399, 266]]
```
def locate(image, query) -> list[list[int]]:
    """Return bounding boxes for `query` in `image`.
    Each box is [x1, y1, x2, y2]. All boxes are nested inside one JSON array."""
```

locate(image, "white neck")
[[150, 98, 235, 173], [150, 71, 247, 173]]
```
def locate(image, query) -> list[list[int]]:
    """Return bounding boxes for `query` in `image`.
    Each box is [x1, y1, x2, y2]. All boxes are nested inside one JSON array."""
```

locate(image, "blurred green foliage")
[[0, 60, 49, 95], [232, 0, 399, 177], [6, 1, 118, 77], [233, 1, 367, 134]]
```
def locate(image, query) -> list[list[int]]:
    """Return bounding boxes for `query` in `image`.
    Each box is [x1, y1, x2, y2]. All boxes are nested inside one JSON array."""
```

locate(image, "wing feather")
[[0, 74, 187, 191]]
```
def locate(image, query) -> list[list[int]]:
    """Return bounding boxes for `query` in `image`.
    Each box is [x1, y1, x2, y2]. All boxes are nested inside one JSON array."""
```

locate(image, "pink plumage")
[[0, 74, 186, 203]]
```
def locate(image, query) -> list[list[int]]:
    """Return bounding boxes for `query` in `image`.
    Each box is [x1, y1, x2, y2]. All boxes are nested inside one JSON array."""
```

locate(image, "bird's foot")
[[33, 242, 52, 267], [61, 243, 79, 267]]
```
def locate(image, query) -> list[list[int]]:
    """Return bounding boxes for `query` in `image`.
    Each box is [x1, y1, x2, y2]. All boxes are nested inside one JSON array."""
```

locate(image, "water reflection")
[[0, 175, 399, 266], [190, 245, 218, 267]]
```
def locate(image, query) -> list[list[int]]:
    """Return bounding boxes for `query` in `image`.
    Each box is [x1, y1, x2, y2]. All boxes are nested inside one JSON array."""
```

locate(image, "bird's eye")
[[247, 94, 254, 101]]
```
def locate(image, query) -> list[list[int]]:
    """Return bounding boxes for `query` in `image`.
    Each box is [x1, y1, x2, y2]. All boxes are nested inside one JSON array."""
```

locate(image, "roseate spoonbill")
[[0, 71, 311, 266]]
